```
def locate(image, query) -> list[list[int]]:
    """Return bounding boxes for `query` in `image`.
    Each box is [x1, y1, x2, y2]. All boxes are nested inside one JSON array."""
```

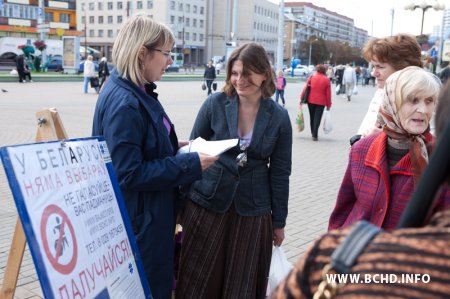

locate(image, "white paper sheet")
[[177, 137, 239, 156]]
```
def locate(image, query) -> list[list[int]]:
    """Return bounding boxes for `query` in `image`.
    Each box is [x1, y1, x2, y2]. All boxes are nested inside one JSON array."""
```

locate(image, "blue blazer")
[[92, 69, 202, 299], [187, 92, 292, 228]]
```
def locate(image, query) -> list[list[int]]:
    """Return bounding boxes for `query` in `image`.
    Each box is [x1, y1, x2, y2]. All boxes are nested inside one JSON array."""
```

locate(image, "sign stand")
[[0, 108, 68, 299]]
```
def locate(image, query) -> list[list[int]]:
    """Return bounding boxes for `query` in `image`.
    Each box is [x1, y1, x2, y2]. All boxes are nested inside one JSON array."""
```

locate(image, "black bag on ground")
[[90, 77, 99, 88]]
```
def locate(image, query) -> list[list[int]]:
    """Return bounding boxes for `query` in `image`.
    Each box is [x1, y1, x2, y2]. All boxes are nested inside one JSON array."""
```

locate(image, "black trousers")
[[307, 103, 325, 138], [206, 79, 213, 95]]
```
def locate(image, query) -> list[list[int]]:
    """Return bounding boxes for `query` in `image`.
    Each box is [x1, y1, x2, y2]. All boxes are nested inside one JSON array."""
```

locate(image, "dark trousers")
[[99, 75, 107, 90], [275, 89, 285, 104], [17, 69, 25, 82], [307, 103, 325, 138], [206, 79, 213, 95]]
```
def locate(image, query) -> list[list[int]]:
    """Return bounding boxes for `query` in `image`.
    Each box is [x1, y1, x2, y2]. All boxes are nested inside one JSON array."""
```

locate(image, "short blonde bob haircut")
[[223, 43, 276, 98], [112, 14, 174, 86]]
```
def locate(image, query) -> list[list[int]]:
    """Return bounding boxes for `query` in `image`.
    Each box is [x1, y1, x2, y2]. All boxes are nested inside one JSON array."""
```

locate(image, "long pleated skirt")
[[175, 200, 273, 299]]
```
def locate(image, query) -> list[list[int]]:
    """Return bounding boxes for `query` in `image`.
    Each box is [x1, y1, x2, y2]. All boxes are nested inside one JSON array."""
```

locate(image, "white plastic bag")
[[335, 84, 340, 95], [323, 110, 333, 134], [10, 69, 18, 76], [267, 246, 293, 295], [353, 86, 359, 95]]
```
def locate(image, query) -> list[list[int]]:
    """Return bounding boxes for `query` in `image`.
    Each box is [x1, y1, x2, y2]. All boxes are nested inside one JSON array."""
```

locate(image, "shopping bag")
[[296, 106, 305, 132], [323, 110, 333, 134], [201, 82, 206, 90], [353, 86, 359, 95], [267, 246, 293, 295], [90, 77, 99, 88], [212, 82, 217, 91], [335, 84, 340, 95]]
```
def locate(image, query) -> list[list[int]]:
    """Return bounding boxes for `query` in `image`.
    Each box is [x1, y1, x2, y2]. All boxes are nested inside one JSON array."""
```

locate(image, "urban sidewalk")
[[0, 80, 377, 298]]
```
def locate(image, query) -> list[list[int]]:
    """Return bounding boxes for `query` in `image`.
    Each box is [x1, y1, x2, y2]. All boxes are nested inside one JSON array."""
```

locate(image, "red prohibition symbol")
[[40, 204, 78, 274]]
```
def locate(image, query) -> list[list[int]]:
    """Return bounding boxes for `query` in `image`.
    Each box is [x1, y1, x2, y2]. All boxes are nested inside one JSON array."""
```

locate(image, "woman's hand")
[[273, 228, 285, 246], [178, 140, 190, 148], [198, 153, 219, 170]]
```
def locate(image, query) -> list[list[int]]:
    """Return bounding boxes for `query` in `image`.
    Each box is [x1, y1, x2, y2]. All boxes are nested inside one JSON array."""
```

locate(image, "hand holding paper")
[[177, 137, 239, 156]]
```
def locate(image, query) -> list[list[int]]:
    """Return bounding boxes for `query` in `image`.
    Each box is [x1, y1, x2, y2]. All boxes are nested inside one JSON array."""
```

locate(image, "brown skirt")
[[175, 200, 273, 299]]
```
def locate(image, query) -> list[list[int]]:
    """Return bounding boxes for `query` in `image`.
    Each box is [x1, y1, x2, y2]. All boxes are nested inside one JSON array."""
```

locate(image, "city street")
[[0, 79, 378, 298]]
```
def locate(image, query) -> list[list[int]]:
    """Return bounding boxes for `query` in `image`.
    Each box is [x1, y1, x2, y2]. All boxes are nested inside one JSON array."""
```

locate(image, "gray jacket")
[[187, 92, 292, 228]]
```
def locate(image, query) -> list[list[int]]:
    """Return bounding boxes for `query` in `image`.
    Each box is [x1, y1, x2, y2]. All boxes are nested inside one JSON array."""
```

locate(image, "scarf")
[[378, 66, 432, 184]]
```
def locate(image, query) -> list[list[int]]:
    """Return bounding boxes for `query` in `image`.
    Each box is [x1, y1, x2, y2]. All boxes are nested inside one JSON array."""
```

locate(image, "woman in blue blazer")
[[176, 43, 293, 298], [92, 15, 217, 299]]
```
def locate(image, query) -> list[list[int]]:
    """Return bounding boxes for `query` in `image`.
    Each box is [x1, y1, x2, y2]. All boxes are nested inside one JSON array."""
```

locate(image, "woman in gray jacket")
[[176, 43, 293, 299]]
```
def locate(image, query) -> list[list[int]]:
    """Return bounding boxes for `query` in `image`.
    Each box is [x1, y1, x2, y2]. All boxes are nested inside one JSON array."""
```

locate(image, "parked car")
[[165, 63, 179, 72], [78, 60, 99, 74], [46, 56, 63, 72], [283, 65, 310, 76]]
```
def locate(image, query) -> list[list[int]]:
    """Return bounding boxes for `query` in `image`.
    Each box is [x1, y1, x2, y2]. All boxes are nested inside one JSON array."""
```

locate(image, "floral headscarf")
[[379, 66, 441, 182]]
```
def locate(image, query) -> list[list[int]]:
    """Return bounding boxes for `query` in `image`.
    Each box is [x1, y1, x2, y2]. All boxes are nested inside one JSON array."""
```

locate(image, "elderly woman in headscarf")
[[329, 66, 450, 230]]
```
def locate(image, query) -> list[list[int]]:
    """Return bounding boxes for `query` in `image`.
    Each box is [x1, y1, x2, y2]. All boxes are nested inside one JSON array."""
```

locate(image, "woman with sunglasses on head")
[[92, 15, 217, 299], [176, 43, 292, 299]]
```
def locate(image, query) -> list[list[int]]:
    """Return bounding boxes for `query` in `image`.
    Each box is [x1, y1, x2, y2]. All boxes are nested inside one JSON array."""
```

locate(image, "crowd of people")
[[88, 14, 450, 299]]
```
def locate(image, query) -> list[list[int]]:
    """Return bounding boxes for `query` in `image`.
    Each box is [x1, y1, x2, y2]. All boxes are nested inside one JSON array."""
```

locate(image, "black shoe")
[[1, 89, 7, 92], [312, 137, 318, 141]]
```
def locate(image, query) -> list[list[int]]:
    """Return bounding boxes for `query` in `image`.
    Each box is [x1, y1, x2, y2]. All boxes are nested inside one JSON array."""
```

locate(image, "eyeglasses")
[[236, 140, 249, 167], [148, 48, 172, 59]]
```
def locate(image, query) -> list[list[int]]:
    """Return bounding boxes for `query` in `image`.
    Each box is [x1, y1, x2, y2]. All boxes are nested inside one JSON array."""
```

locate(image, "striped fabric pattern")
[[272, 210, 450, 299], [176, 201, 272, 299]]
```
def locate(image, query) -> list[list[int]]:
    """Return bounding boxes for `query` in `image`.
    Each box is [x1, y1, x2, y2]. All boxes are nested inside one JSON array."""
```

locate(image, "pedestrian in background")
[[176, 42, 292, 299], [342, 63, 356, 101], [299, 64, 331, 141], [15, 54, 25, 83], [275, 70, 286, 107], [98, 56, 110, 91], [203, 59, 216, 95], [83, 55, 98, 93], [329, 66, 448, 231], [92, 15, 217, 298]]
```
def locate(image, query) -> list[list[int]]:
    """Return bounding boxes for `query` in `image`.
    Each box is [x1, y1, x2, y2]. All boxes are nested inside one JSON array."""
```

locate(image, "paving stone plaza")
[[0, 79, 377, 298]]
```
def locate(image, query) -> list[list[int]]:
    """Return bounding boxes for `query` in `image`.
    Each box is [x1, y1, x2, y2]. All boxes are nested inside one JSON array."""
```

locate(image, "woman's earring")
[[141, 64, 145, 70]]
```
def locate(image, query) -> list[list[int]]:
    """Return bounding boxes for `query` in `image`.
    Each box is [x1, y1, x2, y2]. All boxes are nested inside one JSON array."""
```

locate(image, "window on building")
[[98, 2, 103, 10], [199, 20, 204, 28], [81, 3, 85, 11], [89, 2, 94, 10], [60, 13, 70, 23], [117, 2, 123, 9], [98, 16, 103, 24], [200, 6, 204, 14], [170, 15, 175, 24], [89, 16, 94, 23], [99, 30, 104, 37], [193, 19, 197, 27], [186, 4, 190, 12], [108, 2, 113, 10], [108, 30, 113, 38], [200, 34, 204, 42], [89, 29, 94, 37], [147, 1, 153, 9], [117, 15, 123, 23], [193, 33, 196, 41], [178, 31, 182, 39], [81, 16, 85, 24], [108, 16, 113, 24], [178, 3, 183, 11], [185, 32, 189, 41], [170, 1, 175, 10], [137, 1, 143, 9], [178, 16, 183, 24], [45, 11, 54, 21], [185, 18, 190, 27]]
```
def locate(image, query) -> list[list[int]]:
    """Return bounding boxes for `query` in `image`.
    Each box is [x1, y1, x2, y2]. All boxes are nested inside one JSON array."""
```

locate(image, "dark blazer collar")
[[224, 93, 273, 148], [110, 69, 166, 125]]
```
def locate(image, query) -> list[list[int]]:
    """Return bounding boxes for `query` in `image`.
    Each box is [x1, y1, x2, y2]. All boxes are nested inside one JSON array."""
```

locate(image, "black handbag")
[[212, 82, 217, 91], [90, 77, 99, 88], [301, 77, 312, 104], [201, 82, 206, 90]]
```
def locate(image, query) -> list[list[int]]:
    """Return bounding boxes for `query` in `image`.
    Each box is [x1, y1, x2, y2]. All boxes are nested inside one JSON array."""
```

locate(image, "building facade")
[[0, 0, 81, 39]]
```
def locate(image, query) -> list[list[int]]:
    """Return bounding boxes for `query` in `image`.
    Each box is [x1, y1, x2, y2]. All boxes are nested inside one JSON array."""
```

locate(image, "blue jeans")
[[84, 76, 98, 93], [275, 89, 285, 105]]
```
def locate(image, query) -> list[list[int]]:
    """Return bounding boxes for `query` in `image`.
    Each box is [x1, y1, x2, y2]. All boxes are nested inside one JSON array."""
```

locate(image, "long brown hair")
[[223, 43, 276, 98]]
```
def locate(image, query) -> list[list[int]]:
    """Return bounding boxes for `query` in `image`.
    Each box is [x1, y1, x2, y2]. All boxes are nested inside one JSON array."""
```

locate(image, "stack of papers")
[[177, 137, 239, 156]]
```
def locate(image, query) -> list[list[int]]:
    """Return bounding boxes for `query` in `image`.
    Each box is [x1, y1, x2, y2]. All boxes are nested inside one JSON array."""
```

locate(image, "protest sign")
[[0, 137, 151, 299]]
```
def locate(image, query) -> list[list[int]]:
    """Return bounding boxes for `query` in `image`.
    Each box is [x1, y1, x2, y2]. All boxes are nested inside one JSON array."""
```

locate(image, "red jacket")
[[328, 132, 450, 230], [300, 73, 331, 109]]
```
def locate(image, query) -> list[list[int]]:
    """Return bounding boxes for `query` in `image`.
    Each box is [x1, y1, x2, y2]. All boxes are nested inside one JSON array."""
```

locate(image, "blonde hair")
[[112, 14, 174, 85], [394, 66, 441, 110]]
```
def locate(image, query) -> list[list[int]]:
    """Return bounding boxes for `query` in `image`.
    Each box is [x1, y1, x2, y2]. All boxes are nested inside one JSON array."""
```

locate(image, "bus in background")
[[171, 52, 184, 67]]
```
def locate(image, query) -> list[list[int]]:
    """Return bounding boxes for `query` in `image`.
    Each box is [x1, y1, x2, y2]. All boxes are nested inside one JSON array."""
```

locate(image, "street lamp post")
[[308, 38, 318, 66], [404, 1, 445, 35]]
